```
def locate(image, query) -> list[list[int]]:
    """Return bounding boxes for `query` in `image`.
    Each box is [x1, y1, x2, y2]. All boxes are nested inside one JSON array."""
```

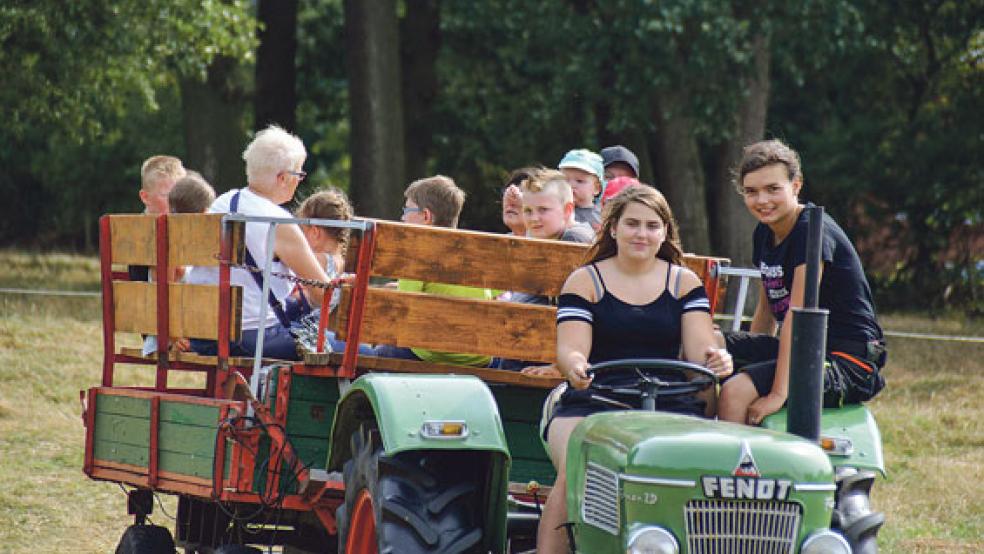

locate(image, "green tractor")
[[547, 359, 884, 553]]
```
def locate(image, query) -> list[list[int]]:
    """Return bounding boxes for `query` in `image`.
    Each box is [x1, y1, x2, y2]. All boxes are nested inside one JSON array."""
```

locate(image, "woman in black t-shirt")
[[719, 140, 886, 427], [536, 185, 733, 554]]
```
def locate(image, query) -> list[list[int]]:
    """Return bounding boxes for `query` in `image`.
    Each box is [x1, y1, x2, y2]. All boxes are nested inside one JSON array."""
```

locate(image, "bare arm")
[[556, 268, 596, 390], [678, 270, 733, 378], [747, 264, 816, 423], [749, 282, 777, 335], [274, 224, 330, 305]]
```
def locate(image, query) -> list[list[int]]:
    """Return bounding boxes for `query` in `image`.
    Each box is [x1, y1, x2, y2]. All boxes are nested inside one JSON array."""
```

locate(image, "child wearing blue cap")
[[559, 149, 606, 230]]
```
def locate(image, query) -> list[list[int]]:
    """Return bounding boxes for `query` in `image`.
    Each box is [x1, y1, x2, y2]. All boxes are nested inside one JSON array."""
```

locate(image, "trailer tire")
[[213, 546, 263, 554], [115, 524, 176, 554], [337, 424, 483, 554]]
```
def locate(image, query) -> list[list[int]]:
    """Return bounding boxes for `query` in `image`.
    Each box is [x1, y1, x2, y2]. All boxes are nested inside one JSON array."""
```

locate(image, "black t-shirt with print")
[[752, 203, 883, 343]]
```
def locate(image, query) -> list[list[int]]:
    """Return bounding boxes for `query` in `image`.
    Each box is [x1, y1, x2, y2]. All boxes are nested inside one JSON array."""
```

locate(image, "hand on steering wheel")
[[565, 360, 593, 390]]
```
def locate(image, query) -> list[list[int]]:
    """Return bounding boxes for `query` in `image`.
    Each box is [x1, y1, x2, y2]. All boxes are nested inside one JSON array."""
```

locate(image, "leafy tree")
[[0, 1, 256, 247], [769, 0, 983, 311]]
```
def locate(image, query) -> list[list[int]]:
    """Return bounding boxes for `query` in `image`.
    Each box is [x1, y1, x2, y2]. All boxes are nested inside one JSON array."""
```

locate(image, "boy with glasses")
[[373, 176, 494, 367]]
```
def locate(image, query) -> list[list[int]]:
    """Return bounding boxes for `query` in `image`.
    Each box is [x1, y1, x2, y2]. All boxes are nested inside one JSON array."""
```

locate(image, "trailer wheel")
[[336, 425, 484, 554], [115, 524, 176, 554], [213, 545, 263, 554]]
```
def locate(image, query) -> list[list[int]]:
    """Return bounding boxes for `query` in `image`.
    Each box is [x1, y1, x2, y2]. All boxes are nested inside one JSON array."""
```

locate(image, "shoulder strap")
[[588, 263, 606, 299], [674, 264, 683, 297], [232, 190, 292, 329]]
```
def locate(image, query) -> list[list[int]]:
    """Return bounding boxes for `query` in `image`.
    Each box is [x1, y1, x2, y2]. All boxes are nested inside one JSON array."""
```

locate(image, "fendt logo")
[[701, 441, 793, 501]]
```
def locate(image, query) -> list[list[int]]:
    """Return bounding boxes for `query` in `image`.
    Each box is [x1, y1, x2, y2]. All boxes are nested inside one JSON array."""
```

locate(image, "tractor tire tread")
[[337, 424, 484, 554]]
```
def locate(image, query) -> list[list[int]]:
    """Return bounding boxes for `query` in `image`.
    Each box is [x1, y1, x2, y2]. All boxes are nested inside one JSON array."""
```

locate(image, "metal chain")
[[213, 254, 351, 289]]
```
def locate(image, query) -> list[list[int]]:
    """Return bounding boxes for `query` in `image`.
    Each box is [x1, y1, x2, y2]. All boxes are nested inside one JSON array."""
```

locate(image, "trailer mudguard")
[[327, 373, 510, 469], [762, 404, 885, 476]]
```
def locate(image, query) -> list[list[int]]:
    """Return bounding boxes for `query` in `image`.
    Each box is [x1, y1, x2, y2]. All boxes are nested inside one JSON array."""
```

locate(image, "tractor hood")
[[573, 411, 834, 486]]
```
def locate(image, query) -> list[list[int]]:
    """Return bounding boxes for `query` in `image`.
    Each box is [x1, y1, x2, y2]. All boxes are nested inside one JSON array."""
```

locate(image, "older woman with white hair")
[[187, 125, 330, 360]]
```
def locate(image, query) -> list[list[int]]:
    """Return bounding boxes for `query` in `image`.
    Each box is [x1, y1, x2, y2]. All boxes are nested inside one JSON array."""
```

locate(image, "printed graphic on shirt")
[[760, 260, 790, 320]]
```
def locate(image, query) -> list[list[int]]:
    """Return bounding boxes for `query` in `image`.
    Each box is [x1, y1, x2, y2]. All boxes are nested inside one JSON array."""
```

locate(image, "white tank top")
[[185, 188, 295, 330]]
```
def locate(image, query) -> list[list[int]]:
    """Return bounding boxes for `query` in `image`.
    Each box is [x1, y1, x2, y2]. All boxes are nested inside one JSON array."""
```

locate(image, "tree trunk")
[[593, 97, 653, 184], [400, 0, 440, 182], [180, 57, 251, 193], [344, 0, 406, 218], [649, 90, 711, 254], [706, 31, 771, 320], [255, 0, 297, 132], [708, 32, 770, 267]]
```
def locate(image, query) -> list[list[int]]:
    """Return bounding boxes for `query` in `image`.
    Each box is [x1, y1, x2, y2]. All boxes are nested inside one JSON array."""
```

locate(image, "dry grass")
[[0, 252, 981, 552], [869, 314, 984, 552]]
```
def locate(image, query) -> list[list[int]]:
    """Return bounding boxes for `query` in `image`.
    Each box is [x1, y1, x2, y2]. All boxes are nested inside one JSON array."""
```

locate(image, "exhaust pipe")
[[787, 205, 828, 441]]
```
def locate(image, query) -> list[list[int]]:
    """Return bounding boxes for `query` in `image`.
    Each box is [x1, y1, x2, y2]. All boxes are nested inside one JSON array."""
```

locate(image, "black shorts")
[[543, 385, 706, 441], [724, 331, 885, 407]]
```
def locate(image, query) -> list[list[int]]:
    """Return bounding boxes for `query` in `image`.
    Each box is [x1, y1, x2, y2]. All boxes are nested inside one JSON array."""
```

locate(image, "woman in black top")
[[536, 185, 733, 554], [719, 140, 886, 426]]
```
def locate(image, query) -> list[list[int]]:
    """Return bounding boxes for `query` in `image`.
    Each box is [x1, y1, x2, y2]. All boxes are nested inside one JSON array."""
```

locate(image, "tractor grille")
[[684, 499, 801, 554], [581, 463, 619, 534]]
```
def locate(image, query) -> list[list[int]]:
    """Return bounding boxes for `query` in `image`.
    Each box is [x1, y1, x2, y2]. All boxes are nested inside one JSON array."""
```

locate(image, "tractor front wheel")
[[336, 425, 484, 554]]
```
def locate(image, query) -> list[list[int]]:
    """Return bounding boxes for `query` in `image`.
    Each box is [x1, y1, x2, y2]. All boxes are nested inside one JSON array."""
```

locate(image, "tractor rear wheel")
[[336, 425, 484, 554], [115, 524, 176, 554]]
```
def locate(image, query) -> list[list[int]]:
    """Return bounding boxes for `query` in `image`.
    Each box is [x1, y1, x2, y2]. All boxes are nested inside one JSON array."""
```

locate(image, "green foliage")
[[0, 1, 257, 248], [0, 0, 256, 142], [295, 0, 350, 195], [769, 0, 983, 312], [1, 0, 978, 312]]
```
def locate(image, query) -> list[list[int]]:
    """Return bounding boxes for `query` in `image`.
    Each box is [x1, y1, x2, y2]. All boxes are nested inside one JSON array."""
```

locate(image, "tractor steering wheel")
[[586, 358, 718, 412]]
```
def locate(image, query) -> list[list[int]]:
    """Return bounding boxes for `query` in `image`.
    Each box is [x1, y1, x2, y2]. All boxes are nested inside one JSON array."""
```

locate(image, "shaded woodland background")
[[1, 0, 980, 312]]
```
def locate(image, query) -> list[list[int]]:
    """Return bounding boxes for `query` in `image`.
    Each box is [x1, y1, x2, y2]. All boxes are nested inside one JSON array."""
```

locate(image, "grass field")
[[1, 250, 982, 552]]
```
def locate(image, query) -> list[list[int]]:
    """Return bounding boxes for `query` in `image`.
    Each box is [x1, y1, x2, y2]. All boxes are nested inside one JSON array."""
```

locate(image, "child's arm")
[[749, 282, 777, 335], [275, 224, 331, 304], [747, 264, 813, 424]]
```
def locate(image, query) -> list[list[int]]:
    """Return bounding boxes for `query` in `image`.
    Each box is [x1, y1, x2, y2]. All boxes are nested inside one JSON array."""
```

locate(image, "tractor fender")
[[326, 373, 510, 471], [761, 404, 885, 476]]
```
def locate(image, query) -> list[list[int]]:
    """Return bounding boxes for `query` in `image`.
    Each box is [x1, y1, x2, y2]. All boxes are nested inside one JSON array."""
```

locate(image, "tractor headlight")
[[626, 526, 678, 554], [801, 529, 851, 554]]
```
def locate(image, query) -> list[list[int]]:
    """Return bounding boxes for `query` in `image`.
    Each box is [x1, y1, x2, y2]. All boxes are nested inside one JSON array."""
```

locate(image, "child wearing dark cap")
[[601, 145, 640, 180]]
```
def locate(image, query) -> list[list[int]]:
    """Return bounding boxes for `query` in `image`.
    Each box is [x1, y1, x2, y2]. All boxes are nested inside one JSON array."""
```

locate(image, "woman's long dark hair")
[[584, 185, 683, 265]]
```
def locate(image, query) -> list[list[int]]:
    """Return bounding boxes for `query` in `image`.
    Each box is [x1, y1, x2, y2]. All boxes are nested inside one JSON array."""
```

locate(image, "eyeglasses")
[[402, 206, 423, 216], [281, 170, 307, 181]]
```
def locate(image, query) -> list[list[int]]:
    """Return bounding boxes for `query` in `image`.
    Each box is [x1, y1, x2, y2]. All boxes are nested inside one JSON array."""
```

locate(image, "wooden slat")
[[301, 350, 561, 389], [113, 281, 242, 340], [110, 215, 157, 266], [332, 287, 558, 362], [348, 220, 589, 296], [347, 355, 563, 390], [109, 214, 242, 268], [349, 220, 727, 296], [117, 347, 266, 368], [167, 213, 234, 267]]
